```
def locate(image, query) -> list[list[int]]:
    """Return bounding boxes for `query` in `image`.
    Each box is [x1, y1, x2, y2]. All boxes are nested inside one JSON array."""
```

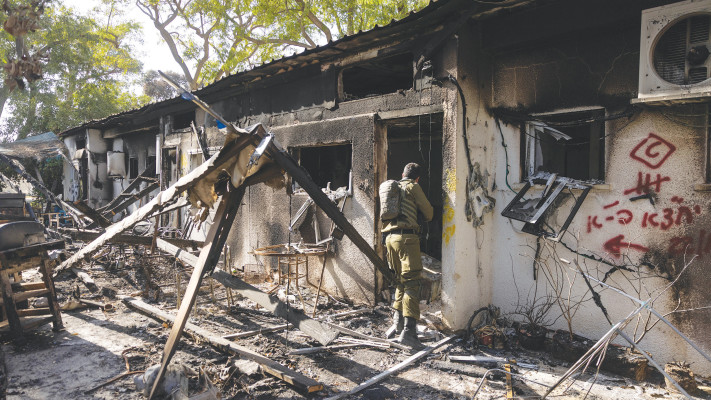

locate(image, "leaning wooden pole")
[[149, 186, 245, 399]]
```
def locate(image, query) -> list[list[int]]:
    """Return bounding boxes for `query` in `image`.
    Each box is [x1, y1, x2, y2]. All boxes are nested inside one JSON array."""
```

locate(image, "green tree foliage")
[[0, 1, 146, 141], [122, 0, 428, 90]]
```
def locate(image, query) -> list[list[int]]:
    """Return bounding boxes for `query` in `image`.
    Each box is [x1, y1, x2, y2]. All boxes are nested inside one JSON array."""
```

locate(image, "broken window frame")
[[501, 173, 591, 241], [523, 107, 606, 182]]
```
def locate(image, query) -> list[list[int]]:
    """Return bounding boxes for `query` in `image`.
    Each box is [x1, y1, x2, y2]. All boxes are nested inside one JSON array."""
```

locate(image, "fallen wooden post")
[[288, 342, 389, 355], [326, 334, 458, 399], [121, 296, 324, 393], [211, 270, 338, 346], [324, 322, 410, 351], [223, 308, 369, 340], [71, 268, 98, 293], [149, 187, 246, 400]]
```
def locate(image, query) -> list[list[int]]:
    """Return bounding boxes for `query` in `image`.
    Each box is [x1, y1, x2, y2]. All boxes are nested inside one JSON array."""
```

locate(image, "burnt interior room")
[[386, 114, 443, 261], [294, 143, 352, 190], [340, 52, 413, 100]]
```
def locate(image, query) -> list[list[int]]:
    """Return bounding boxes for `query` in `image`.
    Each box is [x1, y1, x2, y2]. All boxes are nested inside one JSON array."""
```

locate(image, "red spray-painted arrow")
[[604, 234, 649, 257]]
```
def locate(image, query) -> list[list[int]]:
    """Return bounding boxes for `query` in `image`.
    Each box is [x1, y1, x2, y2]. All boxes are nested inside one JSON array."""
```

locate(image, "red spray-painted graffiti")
[[623, 172, 671, 195], [629, 133, 676, 169], [585, 133, 705, 258]]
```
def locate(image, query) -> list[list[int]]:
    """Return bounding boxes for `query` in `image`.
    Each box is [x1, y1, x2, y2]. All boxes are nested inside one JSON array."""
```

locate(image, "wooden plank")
[[326, 334, 458, 400], [55, 135, 255, 275], [211, 271, 338, 346], [73, 200, 112, 228], [97, 164, 157, 212], [11, 282, 46, 291], [155, 239, 197, 266], [101, 181, 159, 218], [504, 363, 514, 399], [0, 316, 54, 332], [63, 229, 202, 249], [223, 308, 369, 340], [121, 296, 323, 393], [149, 187, 245, 400], [0, 271, 21, 340], [324, 322, 409, 351], [11, 288, 49, 303], [40, 259, 64, 332], [17, 308, 51, 317]]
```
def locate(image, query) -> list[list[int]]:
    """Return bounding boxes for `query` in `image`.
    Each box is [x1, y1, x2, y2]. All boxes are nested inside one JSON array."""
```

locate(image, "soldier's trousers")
[[385, 233, 423, 320]]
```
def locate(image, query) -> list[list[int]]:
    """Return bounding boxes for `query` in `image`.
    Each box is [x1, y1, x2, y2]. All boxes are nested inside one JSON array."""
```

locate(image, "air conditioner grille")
[[653, 14, 711, 85]]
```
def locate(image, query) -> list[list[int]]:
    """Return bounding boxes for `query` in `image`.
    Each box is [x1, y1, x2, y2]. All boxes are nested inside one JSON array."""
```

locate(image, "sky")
[[67, 0, 180, 74]]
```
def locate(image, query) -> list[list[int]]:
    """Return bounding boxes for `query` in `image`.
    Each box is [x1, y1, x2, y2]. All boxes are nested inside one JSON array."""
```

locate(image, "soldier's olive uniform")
[[382, 179, 433, 320]]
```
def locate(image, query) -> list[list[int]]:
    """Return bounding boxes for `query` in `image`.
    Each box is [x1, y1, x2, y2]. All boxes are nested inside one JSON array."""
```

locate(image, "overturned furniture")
[[56, 79, 394, 398], [0, 221, 64, 340]]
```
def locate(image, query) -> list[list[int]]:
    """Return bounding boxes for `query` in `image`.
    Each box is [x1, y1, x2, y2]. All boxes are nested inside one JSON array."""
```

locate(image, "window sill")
[[511, 183, 611, 192], [694, 183, 711, 192]]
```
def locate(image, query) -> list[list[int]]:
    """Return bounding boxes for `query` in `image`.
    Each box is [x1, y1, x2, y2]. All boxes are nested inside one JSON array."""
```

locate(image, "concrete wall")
[[460, 6, 711, 374], [62, 135, 80, 202], [86, 129, 111, 208]]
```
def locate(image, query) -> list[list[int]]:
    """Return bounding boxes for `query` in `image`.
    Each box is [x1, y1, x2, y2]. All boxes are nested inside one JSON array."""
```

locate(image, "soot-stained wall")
[[474, 3, 711, 373]]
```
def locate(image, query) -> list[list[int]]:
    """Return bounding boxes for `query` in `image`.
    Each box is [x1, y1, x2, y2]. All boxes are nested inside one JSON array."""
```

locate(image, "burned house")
[[60, 0, 711, 376]]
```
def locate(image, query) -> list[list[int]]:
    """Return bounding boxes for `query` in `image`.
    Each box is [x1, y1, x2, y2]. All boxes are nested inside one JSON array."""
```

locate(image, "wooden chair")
[[0, 241, 64, 341]]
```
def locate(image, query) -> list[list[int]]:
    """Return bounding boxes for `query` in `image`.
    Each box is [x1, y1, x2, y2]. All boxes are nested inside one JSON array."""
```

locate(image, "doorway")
[[385, 113, 443, 260]]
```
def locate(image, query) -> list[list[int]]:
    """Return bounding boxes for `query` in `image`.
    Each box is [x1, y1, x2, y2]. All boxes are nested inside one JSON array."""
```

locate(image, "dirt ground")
[[2, 245, 709, 399]]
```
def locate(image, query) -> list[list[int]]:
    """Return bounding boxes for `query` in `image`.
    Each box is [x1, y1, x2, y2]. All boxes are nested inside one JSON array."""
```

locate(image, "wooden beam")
[[223, 308, 369, 340], [73, 200, 112, 228], [121, 295, 323, 392], [324, 322, 409, 351], [97, 164, 156, 213], [149, 186, 245, 399], [155, 238, 198, 266], [211, 270, 338, 346], [326, 334, 458, 400], [63, 229, 202, 249]]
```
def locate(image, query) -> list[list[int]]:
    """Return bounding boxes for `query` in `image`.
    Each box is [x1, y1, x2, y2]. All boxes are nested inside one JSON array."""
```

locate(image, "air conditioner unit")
[[637, 0, 711, 101]]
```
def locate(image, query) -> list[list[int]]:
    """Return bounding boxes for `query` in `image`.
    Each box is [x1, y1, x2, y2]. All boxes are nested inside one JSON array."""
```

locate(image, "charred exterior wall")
[[468, 1, 711, 374], [216, 53, 450, 303]]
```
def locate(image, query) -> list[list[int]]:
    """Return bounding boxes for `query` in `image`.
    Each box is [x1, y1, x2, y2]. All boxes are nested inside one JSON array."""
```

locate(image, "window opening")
[[128, 157, 139, 180], [524, 109, 605, 181], [75, 137, 86, 149], [341, 53, 413, 101], [294, 144, 352, 190], [173, 111, 194, 130]]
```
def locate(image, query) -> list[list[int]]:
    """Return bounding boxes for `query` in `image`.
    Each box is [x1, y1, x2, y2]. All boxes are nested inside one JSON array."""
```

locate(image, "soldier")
[[382, 162, 433, 349]]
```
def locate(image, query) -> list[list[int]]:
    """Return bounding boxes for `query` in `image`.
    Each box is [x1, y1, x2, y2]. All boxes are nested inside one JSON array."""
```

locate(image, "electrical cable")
[[495, 118, 516, 193]]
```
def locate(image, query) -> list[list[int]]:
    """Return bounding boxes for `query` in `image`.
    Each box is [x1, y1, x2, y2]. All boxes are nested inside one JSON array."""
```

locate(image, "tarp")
[[0, 131, 69, 160]]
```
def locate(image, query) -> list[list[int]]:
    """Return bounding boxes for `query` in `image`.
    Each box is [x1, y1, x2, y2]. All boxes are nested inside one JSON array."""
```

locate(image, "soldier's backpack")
[[379, 180, 403, 221]]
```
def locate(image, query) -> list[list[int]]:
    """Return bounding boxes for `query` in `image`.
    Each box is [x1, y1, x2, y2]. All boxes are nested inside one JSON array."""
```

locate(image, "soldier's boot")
[[397, 317, 424, 351], [386, 309, 404, 339]]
